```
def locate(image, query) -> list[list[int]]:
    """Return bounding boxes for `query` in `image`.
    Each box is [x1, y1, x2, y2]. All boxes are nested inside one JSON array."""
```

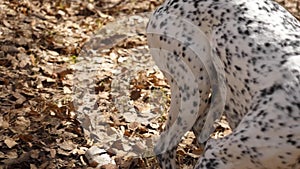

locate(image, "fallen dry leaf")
[[4, 138, 18, 148]]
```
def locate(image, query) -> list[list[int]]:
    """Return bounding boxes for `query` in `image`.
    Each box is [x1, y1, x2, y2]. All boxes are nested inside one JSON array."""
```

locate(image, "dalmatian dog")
[[146, 0, 300, 168]]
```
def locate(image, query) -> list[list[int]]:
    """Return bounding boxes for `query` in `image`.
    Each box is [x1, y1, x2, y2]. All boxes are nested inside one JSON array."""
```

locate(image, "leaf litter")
[[0, 0, 298, 168]]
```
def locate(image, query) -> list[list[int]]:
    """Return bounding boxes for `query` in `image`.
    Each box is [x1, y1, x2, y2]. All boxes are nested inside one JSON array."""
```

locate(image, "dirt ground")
[[0, 0, 299, 169]]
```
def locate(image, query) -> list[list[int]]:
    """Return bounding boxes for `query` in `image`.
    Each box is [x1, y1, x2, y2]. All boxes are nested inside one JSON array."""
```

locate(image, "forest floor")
[[0, 0, 299, 169]]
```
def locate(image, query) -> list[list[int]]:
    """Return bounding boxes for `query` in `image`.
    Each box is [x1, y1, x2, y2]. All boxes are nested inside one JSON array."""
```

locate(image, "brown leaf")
[[1, 45, 19, 54], [130, 89, 141, 100], [5, 149, 18, 159], [128, 122, 140, 131], [2, 20, 12, 28], [4, 138, 18, 148], [19, 134, 34, 143], [12, 92, 27, 105], [63, 86, 72, 94], [101, 164, 118, 169], [0, 115, 9, 129], [13, 116, 30, 133], [30, 150, 40, 159], [30, 164, 38, 169], [59, 140, 76, 151], [57, 148, 71, 156]]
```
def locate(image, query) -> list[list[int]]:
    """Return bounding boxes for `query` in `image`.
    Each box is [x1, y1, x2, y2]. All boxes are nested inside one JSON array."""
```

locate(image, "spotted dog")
[[146, 0, 300, 168]]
